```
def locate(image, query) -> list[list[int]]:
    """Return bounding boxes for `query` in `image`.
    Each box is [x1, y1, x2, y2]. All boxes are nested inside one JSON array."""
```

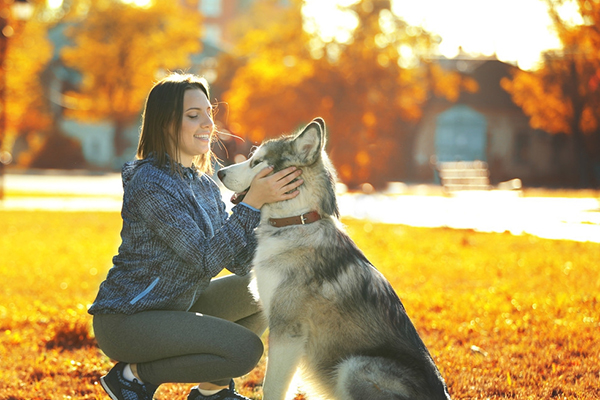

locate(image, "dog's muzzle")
[[217, 169, 249, 205]]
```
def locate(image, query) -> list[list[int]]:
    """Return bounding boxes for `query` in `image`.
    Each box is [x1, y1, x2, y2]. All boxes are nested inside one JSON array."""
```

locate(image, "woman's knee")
[[231, 331, 264, 375]]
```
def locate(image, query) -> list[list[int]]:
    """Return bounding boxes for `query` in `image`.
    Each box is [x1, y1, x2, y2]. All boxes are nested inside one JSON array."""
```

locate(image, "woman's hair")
[[137, 72, 214, 174]]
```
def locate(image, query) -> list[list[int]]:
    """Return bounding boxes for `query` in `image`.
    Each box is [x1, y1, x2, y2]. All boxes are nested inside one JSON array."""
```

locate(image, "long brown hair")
[[137, 72, 214, 174]]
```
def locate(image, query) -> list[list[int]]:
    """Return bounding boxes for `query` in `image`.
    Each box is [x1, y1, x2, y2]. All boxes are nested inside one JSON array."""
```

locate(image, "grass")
[[0, 210, 599, 399]]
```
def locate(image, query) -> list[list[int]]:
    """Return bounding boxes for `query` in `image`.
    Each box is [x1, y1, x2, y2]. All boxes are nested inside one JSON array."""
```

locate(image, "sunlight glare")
[[391, 0, 562, 70], [121, 0, 152, 7], [555, 0, 584, 26], [303, 0, 359, 43], [47, 0, 63, 9], [304, 0, 566, 70]]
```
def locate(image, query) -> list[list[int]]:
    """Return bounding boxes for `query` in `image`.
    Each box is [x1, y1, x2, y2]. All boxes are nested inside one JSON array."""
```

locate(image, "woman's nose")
[[202, 115, 214, 130]]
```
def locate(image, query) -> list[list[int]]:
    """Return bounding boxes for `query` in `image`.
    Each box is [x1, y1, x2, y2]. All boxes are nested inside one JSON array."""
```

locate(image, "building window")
[[199, 0, 222, 17]]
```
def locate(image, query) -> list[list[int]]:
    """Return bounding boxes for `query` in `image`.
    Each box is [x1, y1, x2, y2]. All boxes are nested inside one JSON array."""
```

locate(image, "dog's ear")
[[294, 118, 325, 164], [312, 117, 325, 133]]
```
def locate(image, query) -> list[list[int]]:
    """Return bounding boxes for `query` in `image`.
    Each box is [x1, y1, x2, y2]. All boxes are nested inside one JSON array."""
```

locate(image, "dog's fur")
[[218, 118, 451, 400]]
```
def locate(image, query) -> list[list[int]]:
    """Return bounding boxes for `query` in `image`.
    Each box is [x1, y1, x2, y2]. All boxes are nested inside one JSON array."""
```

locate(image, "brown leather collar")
[[268, 211, 321, 228]]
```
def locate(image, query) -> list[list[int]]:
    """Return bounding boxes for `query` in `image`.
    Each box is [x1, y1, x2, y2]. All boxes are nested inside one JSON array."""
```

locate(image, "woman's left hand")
[[241, 166, 303, 209]]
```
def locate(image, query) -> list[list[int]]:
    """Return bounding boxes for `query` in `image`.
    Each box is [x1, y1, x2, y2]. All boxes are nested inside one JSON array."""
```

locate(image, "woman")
[[89, 72, 303, 400]]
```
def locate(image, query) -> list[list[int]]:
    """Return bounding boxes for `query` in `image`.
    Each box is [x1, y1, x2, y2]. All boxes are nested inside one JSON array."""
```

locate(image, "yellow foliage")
[[501, 70, 572, 135], [219, 1, 473, 189], [355, 150, 370, 167], [61, 0, 202, 123], [362, 111, 377, 127], [580, 106, 598, 133], [502, 0, 600, 139], [3, 6, 53, 150]]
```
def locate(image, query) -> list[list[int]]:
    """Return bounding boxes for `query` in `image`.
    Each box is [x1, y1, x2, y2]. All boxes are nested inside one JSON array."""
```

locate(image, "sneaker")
[[187, 380, 251, 400], [100, 362, 159, 400]]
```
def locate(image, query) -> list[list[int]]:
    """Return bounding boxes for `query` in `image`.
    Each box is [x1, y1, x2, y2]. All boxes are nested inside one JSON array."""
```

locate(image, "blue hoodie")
[[88, 157, 260, 315]]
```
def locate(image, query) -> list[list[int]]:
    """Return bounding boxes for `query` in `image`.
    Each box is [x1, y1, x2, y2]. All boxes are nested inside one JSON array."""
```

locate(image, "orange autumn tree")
[[221, 0, 475, 188], [501, 0, 600, 187], [61, 0, 202, 158], [1, 0, 53, 157]]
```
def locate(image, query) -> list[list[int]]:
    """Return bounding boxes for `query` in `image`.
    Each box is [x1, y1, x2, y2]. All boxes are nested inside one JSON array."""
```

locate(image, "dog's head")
[[218, 117, 338, 217], [218, 118, 325, 193]]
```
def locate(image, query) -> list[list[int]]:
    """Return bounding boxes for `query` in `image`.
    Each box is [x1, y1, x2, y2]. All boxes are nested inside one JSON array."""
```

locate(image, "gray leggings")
[[93, 274, 266, 386]]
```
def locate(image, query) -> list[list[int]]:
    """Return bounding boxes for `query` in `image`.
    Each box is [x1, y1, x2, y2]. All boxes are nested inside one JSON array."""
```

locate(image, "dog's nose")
[[217, 169, 225, 181]]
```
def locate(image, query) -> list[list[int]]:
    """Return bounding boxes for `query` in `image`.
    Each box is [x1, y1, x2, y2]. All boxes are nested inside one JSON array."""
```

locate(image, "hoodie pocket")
[[130, 277, 160, 305]]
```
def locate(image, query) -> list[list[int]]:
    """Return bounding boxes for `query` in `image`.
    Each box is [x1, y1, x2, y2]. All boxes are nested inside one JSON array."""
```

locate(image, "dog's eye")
[[251, 159, 263, 168]]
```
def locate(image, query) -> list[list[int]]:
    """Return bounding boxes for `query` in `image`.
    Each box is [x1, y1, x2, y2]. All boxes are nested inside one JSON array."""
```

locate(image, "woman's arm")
[[132, 182, 260, 279]]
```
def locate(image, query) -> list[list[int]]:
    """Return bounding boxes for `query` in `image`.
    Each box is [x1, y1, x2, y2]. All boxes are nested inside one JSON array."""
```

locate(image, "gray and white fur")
[[218, 118, 451, 400]]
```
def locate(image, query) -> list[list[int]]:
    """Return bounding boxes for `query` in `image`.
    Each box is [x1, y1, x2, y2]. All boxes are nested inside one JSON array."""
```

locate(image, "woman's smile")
[[178, 88, 214, 167]]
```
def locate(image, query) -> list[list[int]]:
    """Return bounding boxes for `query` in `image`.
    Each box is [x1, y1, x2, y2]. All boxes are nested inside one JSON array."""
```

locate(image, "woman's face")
[[176, 88, 214, 167]]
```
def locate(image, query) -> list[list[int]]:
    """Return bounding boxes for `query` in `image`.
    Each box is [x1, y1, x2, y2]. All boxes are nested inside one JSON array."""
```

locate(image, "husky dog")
[[217, 118, 451, 400]]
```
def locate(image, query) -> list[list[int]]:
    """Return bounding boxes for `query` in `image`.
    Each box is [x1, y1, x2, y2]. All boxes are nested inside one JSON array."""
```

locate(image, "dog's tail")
[[333, 356, 451, 400]]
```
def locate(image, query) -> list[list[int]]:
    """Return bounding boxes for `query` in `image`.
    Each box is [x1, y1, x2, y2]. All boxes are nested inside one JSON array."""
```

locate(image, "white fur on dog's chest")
[[252, 236, 291, 314], [253, 232, 317, 314], [252, 265, 281, 317]]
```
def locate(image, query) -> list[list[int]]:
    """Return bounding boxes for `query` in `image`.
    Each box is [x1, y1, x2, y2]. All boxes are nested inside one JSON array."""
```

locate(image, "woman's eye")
[[188, 114, 198, 119]]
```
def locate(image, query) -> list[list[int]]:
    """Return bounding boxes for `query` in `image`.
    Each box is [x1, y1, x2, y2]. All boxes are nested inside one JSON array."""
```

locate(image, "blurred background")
[[0, 0, 599, 196]]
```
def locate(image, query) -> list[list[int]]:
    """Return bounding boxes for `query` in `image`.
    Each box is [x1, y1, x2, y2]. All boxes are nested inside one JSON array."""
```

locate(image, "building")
[[411, 58, 577, 187]]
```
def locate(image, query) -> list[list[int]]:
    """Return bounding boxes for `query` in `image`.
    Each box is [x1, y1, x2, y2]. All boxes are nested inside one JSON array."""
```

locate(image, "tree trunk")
[[567, 60, 597, 188], [571, 127, 594, 187], [401, 123, 419, 181]]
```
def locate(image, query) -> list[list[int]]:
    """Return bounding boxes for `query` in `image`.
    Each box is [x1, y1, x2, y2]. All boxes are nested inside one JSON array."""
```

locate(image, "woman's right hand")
[[241, 166, 303, 210]]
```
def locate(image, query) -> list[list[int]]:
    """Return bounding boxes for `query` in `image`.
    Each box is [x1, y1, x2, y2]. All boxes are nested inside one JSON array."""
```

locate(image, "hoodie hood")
[[121, 158, 155, 188], [121, 154, 199, 188]]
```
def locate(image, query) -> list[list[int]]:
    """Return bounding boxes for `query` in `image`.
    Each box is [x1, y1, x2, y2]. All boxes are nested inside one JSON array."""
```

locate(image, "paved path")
[[2, 172, 599, 243], [338, 191, 600, 243], [2, 171, 123, 212]]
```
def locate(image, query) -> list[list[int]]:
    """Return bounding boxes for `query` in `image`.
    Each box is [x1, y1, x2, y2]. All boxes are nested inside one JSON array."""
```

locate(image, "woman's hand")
[[241, 166, 303, 210]]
